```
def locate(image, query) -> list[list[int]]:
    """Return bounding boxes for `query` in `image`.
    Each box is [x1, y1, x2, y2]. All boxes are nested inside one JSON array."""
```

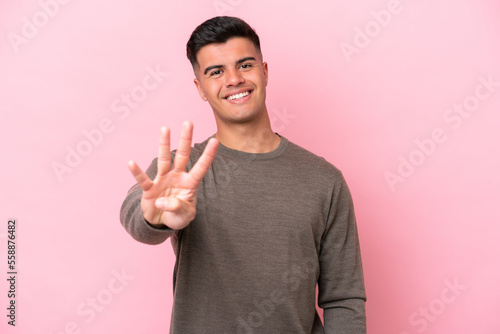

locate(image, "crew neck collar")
[[212, 134, 289, 160]]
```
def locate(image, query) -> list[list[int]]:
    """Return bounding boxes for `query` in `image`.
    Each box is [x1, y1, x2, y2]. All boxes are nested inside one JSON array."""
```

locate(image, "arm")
[[119, 121, 218, 244], [319, 173, 367, 334]]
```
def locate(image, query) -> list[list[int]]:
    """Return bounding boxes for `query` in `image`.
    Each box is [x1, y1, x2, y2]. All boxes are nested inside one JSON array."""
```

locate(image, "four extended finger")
[[128, 160, 153, 191], [173, 121, 193, 172], [189, 137, 219, 184], [157, 126, 171, 178]]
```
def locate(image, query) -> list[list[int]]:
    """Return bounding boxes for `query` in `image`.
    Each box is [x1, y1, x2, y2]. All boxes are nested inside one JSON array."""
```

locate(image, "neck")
[[215, 114, 281, 153]]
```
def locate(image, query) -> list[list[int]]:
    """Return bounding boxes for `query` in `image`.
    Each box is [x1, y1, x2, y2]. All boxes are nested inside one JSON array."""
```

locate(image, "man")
[[120, 16, 366, 333]]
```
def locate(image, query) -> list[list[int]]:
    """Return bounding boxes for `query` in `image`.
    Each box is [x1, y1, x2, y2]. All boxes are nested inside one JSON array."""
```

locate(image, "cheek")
[[254, 72, 267, 87], [206, 83, 222, 100]]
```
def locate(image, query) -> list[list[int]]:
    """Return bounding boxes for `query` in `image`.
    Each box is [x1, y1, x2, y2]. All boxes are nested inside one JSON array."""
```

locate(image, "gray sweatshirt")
[[120, 136, 366, 333]]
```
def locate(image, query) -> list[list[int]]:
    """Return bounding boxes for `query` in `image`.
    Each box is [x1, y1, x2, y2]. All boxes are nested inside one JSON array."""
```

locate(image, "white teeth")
[[226, 91, 250, 101]]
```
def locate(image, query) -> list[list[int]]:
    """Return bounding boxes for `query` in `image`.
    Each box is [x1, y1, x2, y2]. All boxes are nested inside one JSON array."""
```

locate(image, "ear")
[[262, 62, 269, 86], [194, 78, 207, 101]]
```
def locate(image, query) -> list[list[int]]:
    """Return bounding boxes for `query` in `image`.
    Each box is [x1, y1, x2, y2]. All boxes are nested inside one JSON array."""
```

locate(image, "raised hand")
[[127, 121, 218, 230]]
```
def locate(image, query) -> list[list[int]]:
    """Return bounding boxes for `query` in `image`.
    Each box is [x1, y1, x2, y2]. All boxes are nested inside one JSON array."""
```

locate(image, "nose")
[[225, 68, 244, 87]]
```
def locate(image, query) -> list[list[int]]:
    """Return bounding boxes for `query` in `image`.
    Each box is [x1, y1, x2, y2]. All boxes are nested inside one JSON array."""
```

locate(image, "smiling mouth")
[[225, 90, 252, 101]]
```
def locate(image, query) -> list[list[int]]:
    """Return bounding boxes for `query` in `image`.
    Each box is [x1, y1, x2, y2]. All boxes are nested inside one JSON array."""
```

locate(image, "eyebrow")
[[203, 57, 257, 76]]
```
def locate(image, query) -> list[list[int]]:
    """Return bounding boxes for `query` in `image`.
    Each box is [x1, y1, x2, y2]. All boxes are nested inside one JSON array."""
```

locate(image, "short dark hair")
[[186, 16, 261, 69]]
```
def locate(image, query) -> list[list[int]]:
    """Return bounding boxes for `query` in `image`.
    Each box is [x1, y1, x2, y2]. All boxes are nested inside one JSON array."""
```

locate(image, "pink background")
[[1, 0, 499, 333]]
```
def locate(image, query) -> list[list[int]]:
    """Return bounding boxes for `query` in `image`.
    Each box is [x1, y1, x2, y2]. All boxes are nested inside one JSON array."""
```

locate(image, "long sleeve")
[[318, 173, 367, 333], [119, 158, 175, 245]]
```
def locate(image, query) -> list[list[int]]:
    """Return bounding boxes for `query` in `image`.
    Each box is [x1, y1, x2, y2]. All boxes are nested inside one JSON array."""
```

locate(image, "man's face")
[[193, 37, 268, 126]]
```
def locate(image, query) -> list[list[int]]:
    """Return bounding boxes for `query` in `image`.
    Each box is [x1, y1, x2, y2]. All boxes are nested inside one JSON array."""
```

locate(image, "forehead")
[[196, 37, 261, 67]]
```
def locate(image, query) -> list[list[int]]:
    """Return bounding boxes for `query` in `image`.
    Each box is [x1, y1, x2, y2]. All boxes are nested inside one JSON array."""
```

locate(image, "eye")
[[210, 69, 223, 77], [240, 63, 253, 70]]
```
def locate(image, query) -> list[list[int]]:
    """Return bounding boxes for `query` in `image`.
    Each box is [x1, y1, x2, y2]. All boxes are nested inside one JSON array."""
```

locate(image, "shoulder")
[[284, 138, 344, 180]]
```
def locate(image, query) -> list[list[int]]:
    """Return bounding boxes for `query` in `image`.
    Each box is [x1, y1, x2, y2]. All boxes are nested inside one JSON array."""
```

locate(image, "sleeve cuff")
[[143, 217, 174, 231]]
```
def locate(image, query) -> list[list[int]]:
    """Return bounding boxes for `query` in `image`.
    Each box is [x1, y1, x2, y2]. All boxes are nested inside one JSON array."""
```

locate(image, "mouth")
[[224, 90, 253, 103]]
